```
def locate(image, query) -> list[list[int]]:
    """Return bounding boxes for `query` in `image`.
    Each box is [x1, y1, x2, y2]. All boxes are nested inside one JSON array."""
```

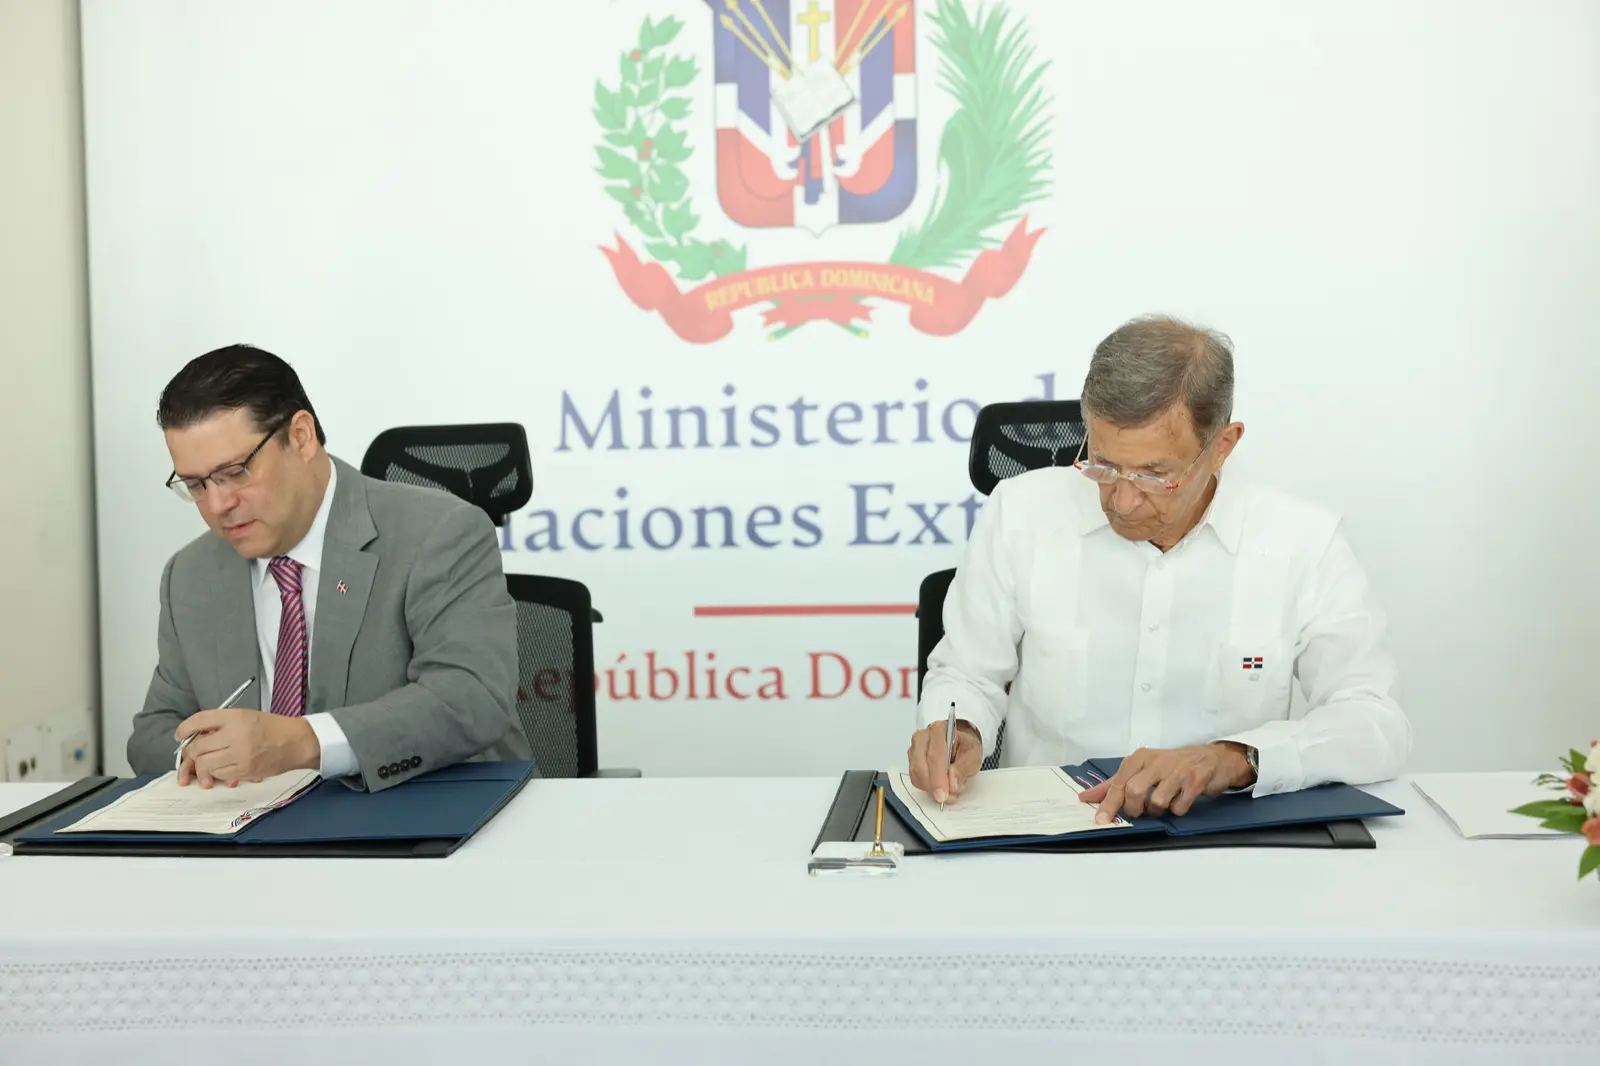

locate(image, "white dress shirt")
[[252, 463, 358, 778], [919, 467, 1410, 796]]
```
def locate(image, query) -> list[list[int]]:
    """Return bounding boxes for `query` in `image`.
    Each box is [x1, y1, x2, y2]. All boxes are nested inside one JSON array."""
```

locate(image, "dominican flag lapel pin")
[[1242, 655, 1263, 680], [336, 581, 349, 594]]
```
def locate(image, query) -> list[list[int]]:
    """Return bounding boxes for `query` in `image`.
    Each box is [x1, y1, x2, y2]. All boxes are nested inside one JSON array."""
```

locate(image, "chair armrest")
[[581, 767, 642, 778]]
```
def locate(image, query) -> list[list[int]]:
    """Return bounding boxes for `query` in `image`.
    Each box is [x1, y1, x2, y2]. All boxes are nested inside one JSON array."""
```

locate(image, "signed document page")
[[886, 765, 1133, 843], [58, 770, 320, 835]]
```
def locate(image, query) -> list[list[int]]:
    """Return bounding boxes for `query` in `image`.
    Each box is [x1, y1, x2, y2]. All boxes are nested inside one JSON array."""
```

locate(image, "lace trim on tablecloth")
[[3, 951, 1595, 1044]]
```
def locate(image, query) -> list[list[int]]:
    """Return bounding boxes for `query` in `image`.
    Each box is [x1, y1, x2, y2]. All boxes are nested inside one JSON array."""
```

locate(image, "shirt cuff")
[[918, 689, 1002, 759], [1221, 726, 1305, 797], [304, 712, 359, 778]]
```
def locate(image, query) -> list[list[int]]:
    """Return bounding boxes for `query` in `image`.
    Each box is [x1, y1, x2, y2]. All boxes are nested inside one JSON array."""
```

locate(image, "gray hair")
[[1080, 315, 1235, 440]]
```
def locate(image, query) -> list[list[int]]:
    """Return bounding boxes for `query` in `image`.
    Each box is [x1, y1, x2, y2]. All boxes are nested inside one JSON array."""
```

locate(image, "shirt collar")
[[1200, 472, 1244, 554], [254, 462, 337, 585], [1076, 470, 1244, 554]]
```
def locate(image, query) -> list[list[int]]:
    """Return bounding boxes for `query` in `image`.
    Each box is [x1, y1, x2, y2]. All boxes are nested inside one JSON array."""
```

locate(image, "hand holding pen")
[[174, 675, 254, 776], [906, 704, 984, 805]]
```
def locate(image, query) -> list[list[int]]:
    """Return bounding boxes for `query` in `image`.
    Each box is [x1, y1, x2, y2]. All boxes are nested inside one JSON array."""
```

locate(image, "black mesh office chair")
[[505, 573, 637, 778], [914, 569, 957, 702], [966, 400, 1089, 496], [916, 400, 1087, 769], [507, 573, 607, 778], [361, 423, 633, 777], [360, 423, 532, 527], [361, 423, 603, 626]]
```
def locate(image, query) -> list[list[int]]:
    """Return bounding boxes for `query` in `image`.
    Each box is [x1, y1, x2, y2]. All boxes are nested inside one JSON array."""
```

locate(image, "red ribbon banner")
[[599, 218, 1046, 344]]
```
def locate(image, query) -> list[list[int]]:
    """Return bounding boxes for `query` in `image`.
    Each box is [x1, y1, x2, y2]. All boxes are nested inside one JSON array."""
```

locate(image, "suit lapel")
[[212, 550, 264, 710], [309, 458, 379, 712]]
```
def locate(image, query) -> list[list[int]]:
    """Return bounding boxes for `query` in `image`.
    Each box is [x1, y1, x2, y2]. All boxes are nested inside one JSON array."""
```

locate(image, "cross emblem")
[[796, 0, 831, 63]]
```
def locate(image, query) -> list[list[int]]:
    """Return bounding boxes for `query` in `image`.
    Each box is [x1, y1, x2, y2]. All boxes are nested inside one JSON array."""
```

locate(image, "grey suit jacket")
[[127, 455, 532, 791]]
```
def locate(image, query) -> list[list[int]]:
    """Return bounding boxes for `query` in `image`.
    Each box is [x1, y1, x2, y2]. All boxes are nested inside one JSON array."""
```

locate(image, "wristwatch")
[[1220, 741, 1258, 794]]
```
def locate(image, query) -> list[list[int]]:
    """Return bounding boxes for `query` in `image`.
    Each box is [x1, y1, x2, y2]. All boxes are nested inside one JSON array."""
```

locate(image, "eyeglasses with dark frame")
[[164, 417, 292, 503], [1073, 429, 1222, 496]]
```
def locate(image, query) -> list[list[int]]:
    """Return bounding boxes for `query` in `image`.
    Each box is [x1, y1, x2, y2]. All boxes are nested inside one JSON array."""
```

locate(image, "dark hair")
[[157, 344, 326, 445]]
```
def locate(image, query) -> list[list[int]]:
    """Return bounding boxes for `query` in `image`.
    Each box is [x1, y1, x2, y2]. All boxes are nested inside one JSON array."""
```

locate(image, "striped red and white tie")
[[267, 556, 307, 717]]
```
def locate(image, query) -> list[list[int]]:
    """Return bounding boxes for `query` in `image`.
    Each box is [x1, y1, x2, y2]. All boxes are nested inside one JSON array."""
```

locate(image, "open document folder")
[[8, 762, 536, 858], [885, 766, 1134, 843], [882, 759, 1405, 852], [58, 770, 320, 835]]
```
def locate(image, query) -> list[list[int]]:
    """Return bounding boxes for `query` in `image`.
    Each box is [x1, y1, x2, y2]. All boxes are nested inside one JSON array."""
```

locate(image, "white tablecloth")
[[1, 775, 1596, 1065]]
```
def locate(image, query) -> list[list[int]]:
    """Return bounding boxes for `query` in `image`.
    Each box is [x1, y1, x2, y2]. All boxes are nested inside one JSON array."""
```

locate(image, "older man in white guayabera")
[[907, 315, 1410, 823]]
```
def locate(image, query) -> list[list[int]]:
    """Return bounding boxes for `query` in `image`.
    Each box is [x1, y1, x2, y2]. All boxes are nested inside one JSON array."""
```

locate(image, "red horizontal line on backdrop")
[[693, 603, 917, 618]]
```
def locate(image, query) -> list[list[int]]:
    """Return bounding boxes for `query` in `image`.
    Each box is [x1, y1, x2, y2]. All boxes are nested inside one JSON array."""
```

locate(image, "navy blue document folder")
[[3, 761, 535, 858], [866, 756, 1403, 854]]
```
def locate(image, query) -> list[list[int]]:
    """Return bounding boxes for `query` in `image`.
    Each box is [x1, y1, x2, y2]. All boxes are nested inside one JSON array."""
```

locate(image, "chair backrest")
[[360, 423, 532, 526], [966, 400, 1087, 497], [912, 401, 1083, 768], [916, 397, 1086, 636], [361, 423, 604, 777], [505, 573, 598, 779], [915, 569, 957, 701], [916, 567, 1004, 771]]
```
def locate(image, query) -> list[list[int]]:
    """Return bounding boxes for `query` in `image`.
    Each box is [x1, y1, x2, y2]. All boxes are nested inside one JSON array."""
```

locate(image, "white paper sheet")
[[887, 765, 1133, 842], [58, 770, 320, 835], [1411, 772, 1571, 839]]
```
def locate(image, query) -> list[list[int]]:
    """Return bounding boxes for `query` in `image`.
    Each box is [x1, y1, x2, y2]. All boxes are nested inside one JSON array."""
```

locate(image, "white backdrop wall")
[[82, 0, 1599, 777]]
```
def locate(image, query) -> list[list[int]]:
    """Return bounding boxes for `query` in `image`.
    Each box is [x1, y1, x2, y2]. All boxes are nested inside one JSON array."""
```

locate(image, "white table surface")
[[1, 773, 1596, 1066]]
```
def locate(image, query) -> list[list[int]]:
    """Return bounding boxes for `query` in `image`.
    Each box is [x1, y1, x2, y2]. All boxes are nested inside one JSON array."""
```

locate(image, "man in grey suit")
[[127, 344, 531, 791]]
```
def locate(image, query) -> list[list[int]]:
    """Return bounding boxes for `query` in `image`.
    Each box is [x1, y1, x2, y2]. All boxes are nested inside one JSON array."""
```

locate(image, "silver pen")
[[942, 700, 957, 810], [174, 674, 256, 771]]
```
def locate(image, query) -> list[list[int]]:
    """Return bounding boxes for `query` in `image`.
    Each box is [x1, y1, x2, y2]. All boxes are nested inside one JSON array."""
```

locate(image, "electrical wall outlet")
[[59, 729, 95, 778], [4, 725, 44, 782], [41, 714, 95, 780]]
